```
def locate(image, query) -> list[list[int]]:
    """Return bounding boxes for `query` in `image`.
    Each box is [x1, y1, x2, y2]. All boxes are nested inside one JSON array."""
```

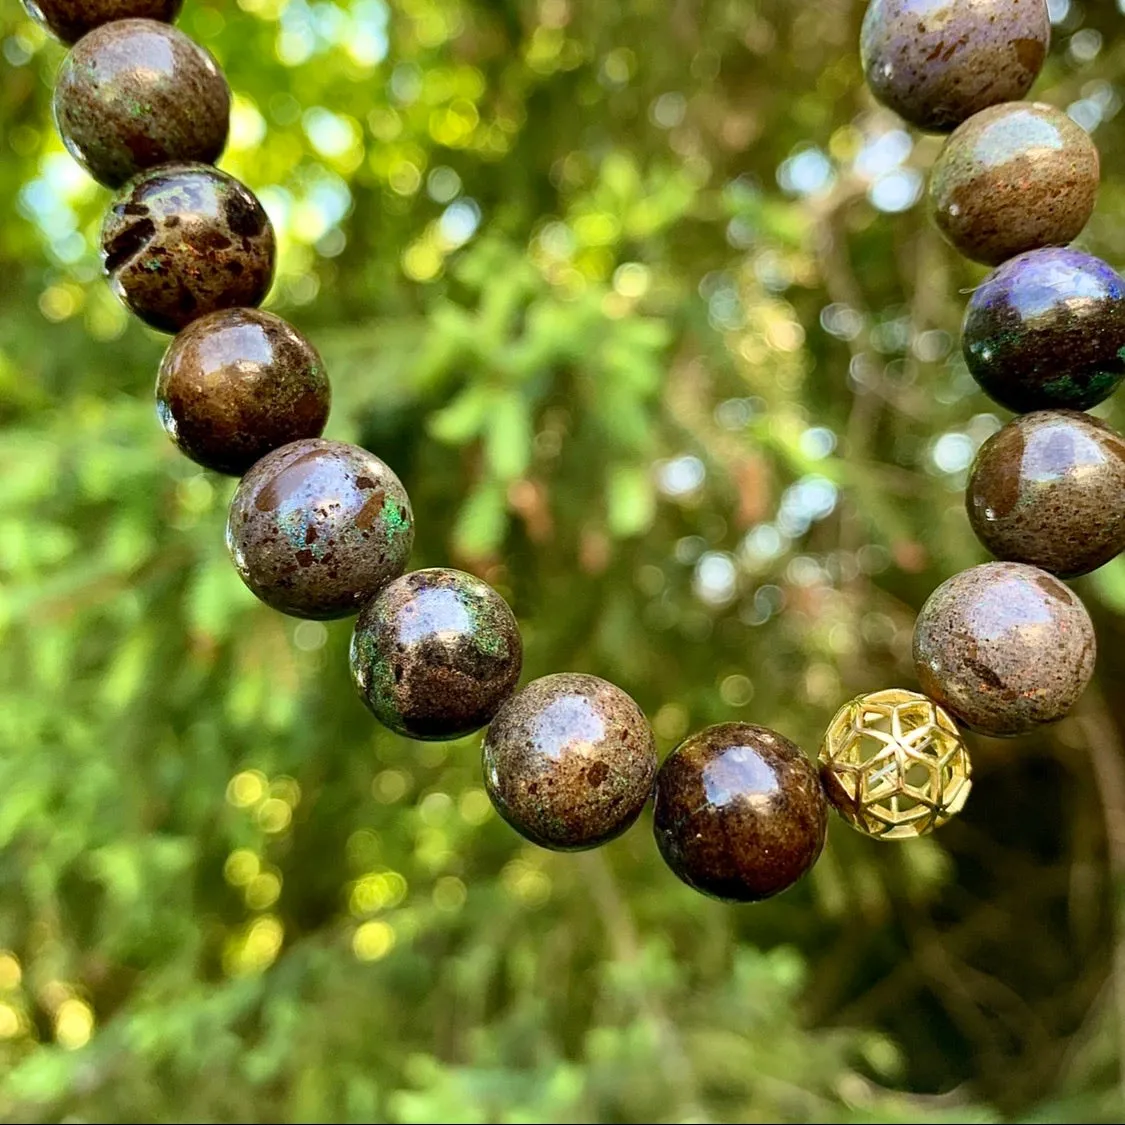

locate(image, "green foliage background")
[[2, 0, 1125, 1120]]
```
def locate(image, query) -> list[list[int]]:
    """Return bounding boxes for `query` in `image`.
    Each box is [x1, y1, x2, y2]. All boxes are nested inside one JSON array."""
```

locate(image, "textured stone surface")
[[962, 248, 1125, 412], [351, 569, 522, 741], [482, 673, 657, 851], [861, 0, 1050, 133], [157, 308, 330, 476], [54, 20, 229, 188], [913, 562, 1096, 736], [652, 723, 827, 903], [22, 0, 182, 45], [929, 103, 1099, 266], [967, 411, 1125, 578], [102, 163, 275, 333], [226, 439, 413, 619]]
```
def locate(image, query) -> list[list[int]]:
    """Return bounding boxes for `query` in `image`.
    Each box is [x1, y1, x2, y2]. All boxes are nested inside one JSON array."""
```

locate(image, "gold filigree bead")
[[818, 689, 972, 841]]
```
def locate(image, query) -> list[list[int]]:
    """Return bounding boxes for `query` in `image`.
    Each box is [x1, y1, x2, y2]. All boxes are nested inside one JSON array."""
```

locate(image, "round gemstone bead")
[[652, 723, 827, 903], [157, 309, 330, 476], [102, 163, 275, 333], [860, 0, 1050, 133], [226, 439, 413, 620], [54, 20, 229, 189], [482, 673, 657, 851], [819, 689, 972, 840], [21, 0, 182, 45], [929, 103, 1099, 266], [962, 248, 1125, 413], [967, 411, 1125, 578], [350, 569, 522, 741], [913, 562, 1096, 737]]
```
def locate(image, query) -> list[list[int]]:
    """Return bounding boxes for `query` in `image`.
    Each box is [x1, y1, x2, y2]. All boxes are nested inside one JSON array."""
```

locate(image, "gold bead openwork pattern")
[[818, 689, 972, 840]]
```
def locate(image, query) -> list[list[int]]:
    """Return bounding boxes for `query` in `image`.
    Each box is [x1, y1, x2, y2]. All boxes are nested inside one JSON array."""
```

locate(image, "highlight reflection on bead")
[[818, 689, 971, 840]]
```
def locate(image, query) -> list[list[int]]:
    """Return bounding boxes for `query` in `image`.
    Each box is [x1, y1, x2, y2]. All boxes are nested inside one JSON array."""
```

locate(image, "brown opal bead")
[[860, 0, 1050, 133], [482, 674, 657, 851], [22, 0, 182, 46], [54, 20, 229, 189], [913, 562, 1096, 737], [226, 439, 413, 620], [968, 412, 1125, 578], [102, 163, 275, 333], [929, 103, 1099, 266], [157, 309, 330, 476], [652, 723, 827, 903], [350, 569, 522, 741]]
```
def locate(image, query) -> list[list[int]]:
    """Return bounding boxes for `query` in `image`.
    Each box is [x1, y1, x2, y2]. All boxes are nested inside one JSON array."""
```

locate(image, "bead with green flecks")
[[350, 568, 522, 741]]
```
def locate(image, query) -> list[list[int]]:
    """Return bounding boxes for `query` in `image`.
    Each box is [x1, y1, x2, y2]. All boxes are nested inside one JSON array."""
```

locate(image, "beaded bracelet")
[[26, 0, 1118, 904]]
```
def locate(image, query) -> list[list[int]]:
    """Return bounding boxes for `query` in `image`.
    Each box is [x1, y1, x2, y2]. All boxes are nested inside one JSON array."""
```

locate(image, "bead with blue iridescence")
[[963, 248, 1125, 413]]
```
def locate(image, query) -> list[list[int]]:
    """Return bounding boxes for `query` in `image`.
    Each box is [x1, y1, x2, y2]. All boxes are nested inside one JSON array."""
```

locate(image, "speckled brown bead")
[[929, 103, 1100, 267], [226, 439, 413, 620], [21, 0, 182, 45], [54, 20, 229, 189], [968, 412, 1125, 578], [652, 723, 827, 903], [913, 562, 1096, 737], [350, 569, 522, 741], [482, 674, 657, 851], [102, 163, 275, 333], [157, 309, 330, 476], [861, 0, 1050, 133]]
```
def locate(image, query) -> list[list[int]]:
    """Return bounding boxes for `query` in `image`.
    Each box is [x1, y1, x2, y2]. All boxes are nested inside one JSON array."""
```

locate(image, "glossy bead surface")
[[819, 690, 972, 840], [929, 103, 1099, 266], [652, 723, 827, 903], [350, 569, 522, 741], [962, 248, 1125, 413], [861, 0, 1050, 133], [227, 439, 413, 619], [102, 163, 275, 333], [482, 674, 657, 851], [22, 0, 182, 45], [54, 20, 229, 189], [913, 562, 1096, 737], [157, 309, 330, 476], [967, 411, 1125, 577]]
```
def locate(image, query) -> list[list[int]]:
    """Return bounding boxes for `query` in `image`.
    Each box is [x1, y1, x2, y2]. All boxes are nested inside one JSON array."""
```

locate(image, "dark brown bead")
[[861, 0, 1050, 134], [929, 103, 1099, 267], [54, 20, 229, 189], [102, 163, 275, 333], [350, 569, 522, 742], [913, 562, 1096, 737], [482, 674, 657, 851], [968, 412, 1125, 578], [226, 439, 413, 620], [156, 309, 330, 476], [652, 723, 827, 903], [22, 0, 182, 45], [962, 248, 1125, 413]]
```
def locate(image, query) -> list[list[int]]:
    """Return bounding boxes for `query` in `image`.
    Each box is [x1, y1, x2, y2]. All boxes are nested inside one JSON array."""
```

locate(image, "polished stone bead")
[[22, 0, 182, 45], [861, 0, 1050, 133], [819, 689, 972, 840], [913, 562, 1096, 737], [929, 103, 1099, 266], [482, 673, 657, 851], [102, 163, 275, 333], [652, 723, 827, 903], [967, 411, 1125, 578], [157, 309, 330, 476], [962, 248, 1125, 412], [226, 439, 413, 619], [350, 569, 522, 741], [54, 20, 229, 189]]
